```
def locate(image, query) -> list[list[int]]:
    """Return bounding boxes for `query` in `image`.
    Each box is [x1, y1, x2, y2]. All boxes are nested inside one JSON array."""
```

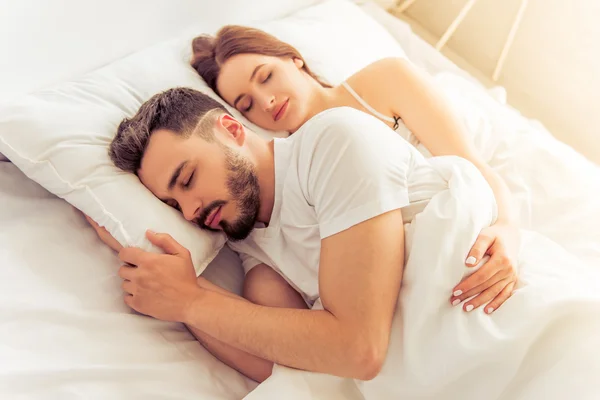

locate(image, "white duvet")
[[248, 143, 600, 400], [246, 71, 600, 400]]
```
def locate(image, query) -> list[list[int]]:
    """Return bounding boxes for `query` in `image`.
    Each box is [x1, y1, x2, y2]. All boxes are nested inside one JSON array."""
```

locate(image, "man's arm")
[[184, 209, 405, 380], [80, 213, 307, 383], [189, 265, 308, 383], [118, 114, 408, 380]]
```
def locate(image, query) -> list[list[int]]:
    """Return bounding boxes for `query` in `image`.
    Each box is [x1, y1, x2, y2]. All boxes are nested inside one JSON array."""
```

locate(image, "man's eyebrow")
[[233, 64, 266, 109], [168, 161, 187, 191]]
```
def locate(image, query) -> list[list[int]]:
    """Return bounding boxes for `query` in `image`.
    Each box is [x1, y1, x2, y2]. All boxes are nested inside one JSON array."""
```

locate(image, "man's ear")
[[217, 113, 246, 146]]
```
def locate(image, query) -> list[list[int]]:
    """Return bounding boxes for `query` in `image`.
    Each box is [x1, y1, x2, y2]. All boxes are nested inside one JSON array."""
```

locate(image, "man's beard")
[[195, 148, 260, 242]]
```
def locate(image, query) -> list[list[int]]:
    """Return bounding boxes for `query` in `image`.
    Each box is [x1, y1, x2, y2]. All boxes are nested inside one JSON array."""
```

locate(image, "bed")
[[1, 1, 599, 399]]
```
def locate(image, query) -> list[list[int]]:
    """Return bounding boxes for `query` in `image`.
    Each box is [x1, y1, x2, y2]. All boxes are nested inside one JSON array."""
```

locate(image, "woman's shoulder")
[[345, 57, 409, 92]]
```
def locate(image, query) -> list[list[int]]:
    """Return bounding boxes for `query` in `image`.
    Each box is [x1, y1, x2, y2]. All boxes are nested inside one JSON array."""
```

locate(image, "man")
[[89, 87, 504, 383]]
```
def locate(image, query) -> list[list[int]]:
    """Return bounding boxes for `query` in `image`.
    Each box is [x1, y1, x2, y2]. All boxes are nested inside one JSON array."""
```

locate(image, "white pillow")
[[254, 0, 407, 85], [0, 0, 323, 103], [0, 0, 407, 275], [0, 37, 229, 274]]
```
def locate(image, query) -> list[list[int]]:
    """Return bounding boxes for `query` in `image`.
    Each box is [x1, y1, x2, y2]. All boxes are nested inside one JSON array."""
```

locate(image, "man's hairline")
[[133, 108, 230, 193]]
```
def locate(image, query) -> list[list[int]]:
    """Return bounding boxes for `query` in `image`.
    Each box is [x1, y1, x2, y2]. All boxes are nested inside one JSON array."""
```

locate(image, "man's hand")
[[83, 213, 123, 253], [118, 230, 201, 322]]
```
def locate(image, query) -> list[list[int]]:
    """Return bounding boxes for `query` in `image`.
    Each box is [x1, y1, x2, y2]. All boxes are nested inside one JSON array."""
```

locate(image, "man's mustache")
[[194, 200, 227, 228]]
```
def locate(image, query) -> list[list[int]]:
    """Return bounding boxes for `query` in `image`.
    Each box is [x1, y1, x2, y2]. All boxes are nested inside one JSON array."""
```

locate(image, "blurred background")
[[377, 0, 600, 164]]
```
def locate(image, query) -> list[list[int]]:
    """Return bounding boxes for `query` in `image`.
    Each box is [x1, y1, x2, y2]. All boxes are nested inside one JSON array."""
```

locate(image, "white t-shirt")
[[228, 107, 450, 306]]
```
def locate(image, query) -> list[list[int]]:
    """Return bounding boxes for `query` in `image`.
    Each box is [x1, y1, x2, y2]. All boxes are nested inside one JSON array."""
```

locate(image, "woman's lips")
[[273, 99, 289, 122]]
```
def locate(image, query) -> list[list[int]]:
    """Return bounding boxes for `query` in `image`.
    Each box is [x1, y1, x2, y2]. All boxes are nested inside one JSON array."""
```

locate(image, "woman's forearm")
[[478, 164, 517, 224]]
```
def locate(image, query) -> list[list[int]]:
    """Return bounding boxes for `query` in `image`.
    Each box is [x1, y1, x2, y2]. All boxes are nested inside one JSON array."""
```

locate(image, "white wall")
[[391, 0, 600, 164]]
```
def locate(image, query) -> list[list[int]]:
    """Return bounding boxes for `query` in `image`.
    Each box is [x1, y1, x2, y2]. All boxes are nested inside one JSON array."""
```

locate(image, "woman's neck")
[[303, 80, 349, 125]]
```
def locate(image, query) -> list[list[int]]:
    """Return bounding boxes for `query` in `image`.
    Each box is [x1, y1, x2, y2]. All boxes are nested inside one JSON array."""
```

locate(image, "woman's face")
[[216, 53, 314, 133]]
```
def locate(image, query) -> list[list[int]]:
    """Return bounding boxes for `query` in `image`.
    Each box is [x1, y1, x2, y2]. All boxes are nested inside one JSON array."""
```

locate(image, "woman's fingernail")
[[466, 256, 477, 265], [452, 299, 461, 306], [453, 290, 463, 297], [466, 305, 474, 312], [487, 307, 494, 314]]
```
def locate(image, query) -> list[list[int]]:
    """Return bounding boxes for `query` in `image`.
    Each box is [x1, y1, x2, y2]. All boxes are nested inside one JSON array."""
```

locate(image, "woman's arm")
[[357, 58, 519, 313], [362, 57, 516, 224]]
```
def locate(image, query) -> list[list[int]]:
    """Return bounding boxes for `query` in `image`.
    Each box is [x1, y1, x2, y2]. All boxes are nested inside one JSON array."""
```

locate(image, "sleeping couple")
[[86, 26, 520, 384]]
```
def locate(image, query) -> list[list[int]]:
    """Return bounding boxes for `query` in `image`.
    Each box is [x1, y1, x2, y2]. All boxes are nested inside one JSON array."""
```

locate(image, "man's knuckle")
[[479, 234, 492, 242], [138, 275, 148, 286]]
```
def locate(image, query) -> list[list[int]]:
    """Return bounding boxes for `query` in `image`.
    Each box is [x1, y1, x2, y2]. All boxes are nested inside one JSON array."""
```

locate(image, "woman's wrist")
[[494, 215, 518, 227]]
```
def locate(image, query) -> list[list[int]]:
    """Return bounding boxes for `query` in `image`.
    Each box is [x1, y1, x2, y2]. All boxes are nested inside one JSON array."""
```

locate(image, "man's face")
[[138, 127, 260, 241]]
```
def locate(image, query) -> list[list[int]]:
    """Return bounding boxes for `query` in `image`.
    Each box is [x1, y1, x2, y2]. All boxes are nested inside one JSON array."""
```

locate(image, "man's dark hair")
[[109, 87, 229, 174]]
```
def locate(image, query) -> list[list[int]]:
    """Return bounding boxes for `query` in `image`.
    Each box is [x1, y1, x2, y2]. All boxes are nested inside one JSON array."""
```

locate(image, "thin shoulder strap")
[[341, 81, 396, 125]]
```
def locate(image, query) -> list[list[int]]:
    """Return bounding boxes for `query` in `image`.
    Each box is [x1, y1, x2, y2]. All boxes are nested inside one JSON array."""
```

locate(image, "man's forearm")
[[186, 324, 273, 383], [190, 278, 274, 382], [184, 289, 375, 379]]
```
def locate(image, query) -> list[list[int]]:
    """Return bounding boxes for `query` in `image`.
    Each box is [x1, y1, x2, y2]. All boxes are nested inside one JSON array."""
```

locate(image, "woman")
[[191, 25, 520, 313]]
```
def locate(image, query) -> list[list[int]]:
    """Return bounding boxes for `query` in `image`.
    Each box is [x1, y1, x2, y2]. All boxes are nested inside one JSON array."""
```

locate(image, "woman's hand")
[[83, 213, 123, 253], [451, 222, 520, 314]]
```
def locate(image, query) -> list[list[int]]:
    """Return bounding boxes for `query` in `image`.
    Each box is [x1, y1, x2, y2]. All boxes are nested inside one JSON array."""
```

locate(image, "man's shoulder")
[[293, 107, 391, 156], [296, 107, 378, 137]]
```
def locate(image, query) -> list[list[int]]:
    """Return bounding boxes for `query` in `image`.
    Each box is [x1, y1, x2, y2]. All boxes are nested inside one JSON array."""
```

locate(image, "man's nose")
[[182, 201, 200, 222]]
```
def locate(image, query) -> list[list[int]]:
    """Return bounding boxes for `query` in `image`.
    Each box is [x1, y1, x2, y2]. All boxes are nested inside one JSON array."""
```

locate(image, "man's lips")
[[205, 206, 222, 229], [273, 99, 289, 122]]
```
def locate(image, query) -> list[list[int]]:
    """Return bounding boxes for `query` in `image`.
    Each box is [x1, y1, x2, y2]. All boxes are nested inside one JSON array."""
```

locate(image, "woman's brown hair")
[[191, 25, 331, 96]]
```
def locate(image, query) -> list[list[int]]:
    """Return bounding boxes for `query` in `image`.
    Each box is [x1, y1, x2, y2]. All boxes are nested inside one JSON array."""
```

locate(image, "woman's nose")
[[260, 93, 276, 112]]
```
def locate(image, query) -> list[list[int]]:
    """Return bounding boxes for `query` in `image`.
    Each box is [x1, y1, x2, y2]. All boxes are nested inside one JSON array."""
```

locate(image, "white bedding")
[[0, 162, 255, 398], [1, 1, 599, 399], [248, 143, 600, 400]]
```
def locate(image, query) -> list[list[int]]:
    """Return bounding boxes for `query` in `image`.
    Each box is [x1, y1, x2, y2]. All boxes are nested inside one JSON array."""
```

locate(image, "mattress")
[[1, 1, 599, 399]]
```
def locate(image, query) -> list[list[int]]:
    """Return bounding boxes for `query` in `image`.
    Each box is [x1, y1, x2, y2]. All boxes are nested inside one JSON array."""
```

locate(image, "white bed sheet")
[[1, 1, 599, 399], [0, 162, 256, 399]]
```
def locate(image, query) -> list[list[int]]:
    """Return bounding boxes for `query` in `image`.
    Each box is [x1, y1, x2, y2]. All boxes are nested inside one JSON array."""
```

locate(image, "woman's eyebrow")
[[250, 63, 266, 82]]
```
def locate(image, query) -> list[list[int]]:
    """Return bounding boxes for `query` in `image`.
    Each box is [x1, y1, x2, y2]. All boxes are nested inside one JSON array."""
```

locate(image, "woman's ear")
[[217, 113, 246, 146], [293, 57, 304, 69]]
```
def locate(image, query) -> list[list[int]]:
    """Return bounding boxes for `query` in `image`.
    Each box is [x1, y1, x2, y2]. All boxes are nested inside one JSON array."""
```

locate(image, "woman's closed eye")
[[262, 72, 272, 84], [240, 97, 253, 113], [239, 71, 271, 113]]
